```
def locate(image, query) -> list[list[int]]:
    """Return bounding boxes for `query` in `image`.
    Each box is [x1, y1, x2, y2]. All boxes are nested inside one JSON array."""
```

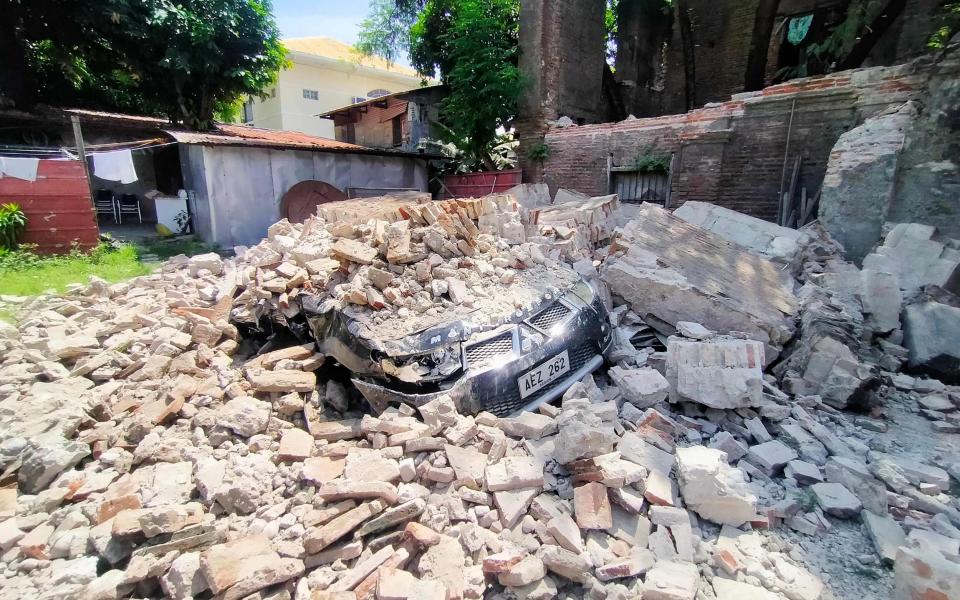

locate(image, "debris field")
[[1, 186, 959, 600]]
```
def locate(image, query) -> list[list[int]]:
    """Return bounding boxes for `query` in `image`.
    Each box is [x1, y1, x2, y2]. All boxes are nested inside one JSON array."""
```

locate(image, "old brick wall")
[[542, 59, 931, 220], [517, 0, 608, 182]]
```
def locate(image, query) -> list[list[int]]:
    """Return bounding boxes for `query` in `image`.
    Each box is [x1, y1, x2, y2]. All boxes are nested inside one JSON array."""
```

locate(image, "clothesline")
[[0, 139, 179, 159]]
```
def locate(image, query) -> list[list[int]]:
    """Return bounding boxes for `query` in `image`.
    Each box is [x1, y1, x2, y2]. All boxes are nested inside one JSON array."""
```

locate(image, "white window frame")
[[302, 89, 319, 100]]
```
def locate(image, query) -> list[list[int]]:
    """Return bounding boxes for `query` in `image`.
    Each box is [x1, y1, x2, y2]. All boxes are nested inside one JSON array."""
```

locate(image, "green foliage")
[[928, 3, 960, 50], [2, 0, 287, 130], [630, 150, 670, 173], [0, 243, 152, 297], [137, 237, 216, 260], [420, 122, 517, 173], [528, 142, 550, 163], [356, 0, 423, 63], [358, 0, 522, 164], [605, 0, 619, 63], [425, 0, 522, 160], [0, 203, 27, 251], [776, 0, 886, 79]]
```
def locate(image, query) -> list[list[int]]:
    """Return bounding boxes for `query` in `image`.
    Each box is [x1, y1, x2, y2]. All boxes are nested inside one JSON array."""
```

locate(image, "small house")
[[0, 109, 440, 251], [317, 85, 447, 152]]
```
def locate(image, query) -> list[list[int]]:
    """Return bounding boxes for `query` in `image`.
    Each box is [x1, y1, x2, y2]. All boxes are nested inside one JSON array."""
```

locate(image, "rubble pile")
[[0, 191, 959, 600], [231, 188, 618, 343], [601, 204, 799, 363]]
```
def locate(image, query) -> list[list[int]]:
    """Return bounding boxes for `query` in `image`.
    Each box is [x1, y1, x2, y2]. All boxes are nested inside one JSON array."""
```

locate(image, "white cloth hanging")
[[92, 150, 138, 184], [0, 157, 40, 182]]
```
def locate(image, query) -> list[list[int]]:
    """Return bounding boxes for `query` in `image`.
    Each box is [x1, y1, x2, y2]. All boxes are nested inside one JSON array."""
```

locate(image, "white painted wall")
[[246, 53, 424, 139]]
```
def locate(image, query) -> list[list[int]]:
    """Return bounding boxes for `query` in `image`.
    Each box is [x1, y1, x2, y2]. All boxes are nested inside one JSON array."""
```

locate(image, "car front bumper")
[[353, 292, 612, 416]]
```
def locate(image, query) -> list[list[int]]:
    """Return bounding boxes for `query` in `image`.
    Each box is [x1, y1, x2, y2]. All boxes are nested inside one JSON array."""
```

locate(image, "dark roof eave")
[[178, 139, 448, 160]]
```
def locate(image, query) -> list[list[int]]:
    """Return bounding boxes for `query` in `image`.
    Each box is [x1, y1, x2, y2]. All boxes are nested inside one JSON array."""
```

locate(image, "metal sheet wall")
[[0, 159, 99, 254], [185, 145, 428, 248]]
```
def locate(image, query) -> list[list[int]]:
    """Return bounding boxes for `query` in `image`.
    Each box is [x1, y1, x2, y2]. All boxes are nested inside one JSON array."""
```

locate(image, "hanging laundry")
[[92, 149, 138, 184], [0, 157, 40, 182], [787, 14, 814, 46]]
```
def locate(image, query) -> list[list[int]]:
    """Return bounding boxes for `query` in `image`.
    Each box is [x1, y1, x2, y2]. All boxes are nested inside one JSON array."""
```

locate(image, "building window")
[[351, 96, 367, 105], [242, 98, 254, 123], [392, 116, 403, 147], [367, 88, 390, 98], [302, 89, 319, 100]]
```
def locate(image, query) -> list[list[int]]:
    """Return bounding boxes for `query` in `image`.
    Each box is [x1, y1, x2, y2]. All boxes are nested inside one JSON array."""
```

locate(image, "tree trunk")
[[744, 0, 781, 91], [675, 0, 697, 111], [615, 0, 674, 116], [837, 0, 908, 70]]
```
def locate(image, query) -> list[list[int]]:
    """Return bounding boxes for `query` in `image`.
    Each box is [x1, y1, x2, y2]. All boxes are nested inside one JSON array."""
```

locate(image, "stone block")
[[675, 446, 756, 526]]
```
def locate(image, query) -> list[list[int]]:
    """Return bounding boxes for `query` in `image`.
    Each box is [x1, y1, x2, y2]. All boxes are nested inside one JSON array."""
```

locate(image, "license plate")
[[518, 350, 570, 399]]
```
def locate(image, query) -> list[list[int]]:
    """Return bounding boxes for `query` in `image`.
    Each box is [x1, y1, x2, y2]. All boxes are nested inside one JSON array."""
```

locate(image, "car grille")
[[481, 341, 597, 417], [528, 302, 572, 332], [465, 331, 514, 368]]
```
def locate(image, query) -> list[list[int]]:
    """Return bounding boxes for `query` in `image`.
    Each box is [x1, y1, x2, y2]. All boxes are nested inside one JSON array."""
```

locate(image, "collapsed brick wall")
[[542, 59, 932, 220]]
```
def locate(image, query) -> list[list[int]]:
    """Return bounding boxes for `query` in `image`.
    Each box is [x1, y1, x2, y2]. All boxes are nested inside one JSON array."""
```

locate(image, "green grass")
[[136, 236, 218, 261], [0, 244, 153, 298]]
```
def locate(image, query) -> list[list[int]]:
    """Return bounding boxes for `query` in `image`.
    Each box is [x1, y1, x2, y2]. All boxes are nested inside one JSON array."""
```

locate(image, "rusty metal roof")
[[0, 108, 445, 159], [166, 124, 368, 151], [52, 109, 444, 159]]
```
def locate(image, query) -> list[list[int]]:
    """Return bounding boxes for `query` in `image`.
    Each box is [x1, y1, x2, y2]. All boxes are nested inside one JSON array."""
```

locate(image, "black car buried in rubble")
[[288, 269, 612, 417]]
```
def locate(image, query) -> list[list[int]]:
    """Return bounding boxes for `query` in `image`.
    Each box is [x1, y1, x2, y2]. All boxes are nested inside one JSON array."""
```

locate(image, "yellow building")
[[241, 37, 427, 139]]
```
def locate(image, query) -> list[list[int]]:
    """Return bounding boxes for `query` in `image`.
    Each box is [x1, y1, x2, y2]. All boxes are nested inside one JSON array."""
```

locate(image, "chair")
[[117, 193, 142, 224], [94, 189, 118, 223]]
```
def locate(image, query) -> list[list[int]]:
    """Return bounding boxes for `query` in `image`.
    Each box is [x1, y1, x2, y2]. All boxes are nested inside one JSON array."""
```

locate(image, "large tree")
[[357, 0, 522, 166], [0, 0, 286, 130]]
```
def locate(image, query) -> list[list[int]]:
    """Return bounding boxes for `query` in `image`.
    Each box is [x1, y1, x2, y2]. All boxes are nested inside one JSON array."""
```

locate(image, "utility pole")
[[71, 115, 95, 208]]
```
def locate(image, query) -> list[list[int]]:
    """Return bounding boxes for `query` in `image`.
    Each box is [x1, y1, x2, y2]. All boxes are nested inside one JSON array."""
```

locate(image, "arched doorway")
[[280, 180, 347, 223]]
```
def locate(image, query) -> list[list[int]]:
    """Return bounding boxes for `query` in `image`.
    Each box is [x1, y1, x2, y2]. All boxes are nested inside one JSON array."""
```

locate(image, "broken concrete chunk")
[[902, 301, 960, 383], [485, 456, 543, 492], [861, 510, 905, 565], [245, 368, 317, 392], [601, 204, 797, 363], [608, 366, 669, 408], [304, 500, 385, 553], [746, 440, 798, 475], [278, 428, 315, 461], [332, 238, 378, 265], [784, 460, 824, 485], [894, 544, 960, 600], [666, 337, 765, 409], [217, 396, 271, 437], [675, 446, 756, 526], [497, 554, 546, 587], [554, 410, 618, 464], [540, 544, 591, 583], [810, 482, 862, 518], [574, 482, 613, 529], [642, 560, 699, 600]]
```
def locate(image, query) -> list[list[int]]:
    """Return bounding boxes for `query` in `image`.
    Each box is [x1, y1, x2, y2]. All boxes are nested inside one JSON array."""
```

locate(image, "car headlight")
[[380, 346, 462, 383], [567, 280, 596, 307]]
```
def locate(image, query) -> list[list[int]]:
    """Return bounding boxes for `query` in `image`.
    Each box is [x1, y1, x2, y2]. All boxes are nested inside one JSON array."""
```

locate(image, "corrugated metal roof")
[[284, 37, 421, 78], [166, 124, 367, 150]]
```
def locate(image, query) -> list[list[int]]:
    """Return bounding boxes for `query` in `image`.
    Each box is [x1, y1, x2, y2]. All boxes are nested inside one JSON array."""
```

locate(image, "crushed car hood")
[[299, 261, 582, 357]]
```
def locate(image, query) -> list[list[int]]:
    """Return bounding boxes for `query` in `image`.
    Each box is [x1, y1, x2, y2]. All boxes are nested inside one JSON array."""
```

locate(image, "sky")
[[271, 0, 414, 67], [272, 0, 372, 44]]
